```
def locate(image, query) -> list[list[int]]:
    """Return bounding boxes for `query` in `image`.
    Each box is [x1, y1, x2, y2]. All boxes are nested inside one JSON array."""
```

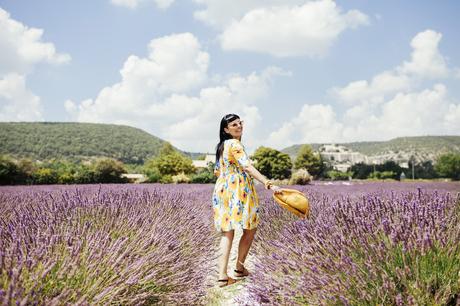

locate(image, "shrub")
[[159, 175, 173, 184], [57, 172, 75, 184], [327, 170, 352, 181], [171, 172, 190, 184], [190, 170, 216, 184], [32, 168, 58, 184], [73, 166, 95, 184], [289, 168, 312, 185], [0, 156, 20, 185], [369, 170, 395, 180], [144, 167, 162, 183], [92, 158, 128, 183]]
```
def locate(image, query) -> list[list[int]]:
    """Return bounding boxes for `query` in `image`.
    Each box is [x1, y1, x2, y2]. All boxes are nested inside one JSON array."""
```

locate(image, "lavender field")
[[1, 182, 459, 305]]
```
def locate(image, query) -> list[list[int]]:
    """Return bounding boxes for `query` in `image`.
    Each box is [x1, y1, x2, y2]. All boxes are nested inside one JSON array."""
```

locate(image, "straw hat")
[[273, 188, 309, 218]]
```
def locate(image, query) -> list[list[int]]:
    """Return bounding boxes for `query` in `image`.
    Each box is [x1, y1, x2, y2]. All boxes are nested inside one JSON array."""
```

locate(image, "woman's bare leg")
[[218, 230, 234, 279], [236, 228, 256, 271]]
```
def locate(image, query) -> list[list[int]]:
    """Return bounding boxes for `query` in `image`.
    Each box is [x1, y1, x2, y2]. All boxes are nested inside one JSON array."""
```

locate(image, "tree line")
[[1, 143, 459, 185]]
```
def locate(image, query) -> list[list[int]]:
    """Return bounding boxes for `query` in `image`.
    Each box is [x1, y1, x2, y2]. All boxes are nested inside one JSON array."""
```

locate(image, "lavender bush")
[[244, 186, 460, 305], [1, 182, 459, 305], [0, 184, 217, 305]]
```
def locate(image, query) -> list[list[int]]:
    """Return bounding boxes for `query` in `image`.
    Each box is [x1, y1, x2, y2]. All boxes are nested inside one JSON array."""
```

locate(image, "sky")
[[1, 0, 460, 153]]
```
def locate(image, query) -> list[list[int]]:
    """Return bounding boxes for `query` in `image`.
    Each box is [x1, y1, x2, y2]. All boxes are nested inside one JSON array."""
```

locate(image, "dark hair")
[[215, 113, 240, 163]]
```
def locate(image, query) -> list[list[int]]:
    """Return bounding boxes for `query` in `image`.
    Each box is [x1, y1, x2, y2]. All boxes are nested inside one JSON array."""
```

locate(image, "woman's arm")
[[228, 139, 280, 191], [243, 164, 280, 191]]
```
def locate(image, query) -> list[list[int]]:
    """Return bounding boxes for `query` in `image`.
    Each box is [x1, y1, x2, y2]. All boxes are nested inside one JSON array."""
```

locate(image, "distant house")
[[399, 162, 409, 168], [192, 154, 216, 169], [333, 163, 352, 172], [121, 173, 147, 183], [319, 144, 367, 166]]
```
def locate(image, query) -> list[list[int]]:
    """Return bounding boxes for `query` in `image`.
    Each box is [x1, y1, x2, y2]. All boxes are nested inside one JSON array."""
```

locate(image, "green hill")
[[0, 122, 173, 164], [282, 136, 460, 160]]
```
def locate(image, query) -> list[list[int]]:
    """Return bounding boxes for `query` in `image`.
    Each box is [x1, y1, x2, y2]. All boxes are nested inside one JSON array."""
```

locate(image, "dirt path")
[[205, 229, 255, 305]]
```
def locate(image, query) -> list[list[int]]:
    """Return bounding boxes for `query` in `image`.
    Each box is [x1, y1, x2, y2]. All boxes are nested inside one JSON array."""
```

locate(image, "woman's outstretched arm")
[[243, 164, 280, 191]]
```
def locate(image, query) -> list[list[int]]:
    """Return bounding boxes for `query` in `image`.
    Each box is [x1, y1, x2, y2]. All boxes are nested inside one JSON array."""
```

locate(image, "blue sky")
[[1, 0, 459, 153]]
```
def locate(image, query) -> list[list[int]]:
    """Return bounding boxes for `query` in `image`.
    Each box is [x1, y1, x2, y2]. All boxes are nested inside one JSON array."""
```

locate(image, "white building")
[[319, 144, 368, 167], [192, 154, 216, 168], [121, 173, 147, 183]]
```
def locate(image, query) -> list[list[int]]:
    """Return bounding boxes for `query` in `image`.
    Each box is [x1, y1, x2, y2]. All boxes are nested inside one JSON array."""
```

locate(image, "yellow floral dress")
[[212, 139, 259, 232]]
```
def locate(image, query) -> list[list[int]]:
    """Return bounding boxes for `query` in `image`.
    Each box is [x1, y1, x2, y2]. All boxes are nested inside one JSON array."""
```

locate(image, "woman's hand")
[[270, 185, 282, 194]]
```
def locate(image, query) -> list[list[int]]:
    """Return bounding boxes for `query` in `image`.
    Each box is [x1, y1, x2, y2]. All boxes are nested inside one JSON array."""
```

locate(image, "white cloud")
[[398, 30, 449, 78], [269, 29, 460, 148], [219, 0, 369, 57], [332, 71, 411, 106], [111, 0, 174, 9], [268, 104, 343, 148], [0, 74, 43, 121], [0, 8, 69, 122], [111, 0, 369, 57], [65, 32, 286, 152], [193, 0, 305, 28], [0, 8, 70, 76], [332, 30, 449, 106], [121, 32, 209, 94], [270, 84, 459, 148], [341, 84, 451, 141], [444, 103, 460, 131]]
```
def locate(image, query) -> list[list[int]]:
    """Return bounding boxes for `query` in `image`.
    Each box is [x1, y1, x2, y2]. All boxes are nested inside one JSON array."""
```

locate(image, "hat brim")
[[272, 188, 309, 219]]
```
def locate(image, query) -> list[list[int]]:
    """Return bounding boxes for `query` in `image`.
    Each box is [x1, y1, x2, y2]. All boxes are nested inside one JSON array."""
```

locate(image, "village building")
[[192, 154, 216, 169]]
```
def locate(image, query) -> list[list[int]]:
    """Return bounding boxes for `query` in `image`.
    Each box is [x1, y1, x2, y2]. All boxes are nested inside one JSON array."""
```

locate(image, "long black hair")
[[215, 113, 240, 163]]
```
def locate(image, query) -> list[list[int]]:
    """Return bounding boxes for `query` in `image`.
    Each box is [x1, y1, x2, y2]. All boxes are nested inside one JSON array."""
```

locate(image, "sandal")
[[234, 267, 249, 278], [217, 277, 238, 287]]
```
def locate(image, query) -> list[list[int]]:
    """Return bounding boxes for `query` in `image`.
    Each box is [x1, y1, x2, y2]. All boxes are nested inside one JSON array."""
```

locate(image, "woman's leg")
[[218, 230, 234, 279], [236, 228, 256, 271]]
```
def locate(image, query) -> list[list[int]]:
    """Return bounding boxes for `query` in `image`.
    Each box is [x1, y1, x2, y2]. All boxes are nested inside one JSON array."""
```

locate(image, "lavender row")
[[0, 184, 217, 305], [244, 186, 460, 305]]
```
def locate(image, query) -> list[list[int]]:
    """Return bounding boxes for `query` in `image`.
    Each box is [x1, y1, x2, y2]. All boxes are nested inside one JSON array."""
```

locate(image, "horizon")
[[1, 1, 460, 153]]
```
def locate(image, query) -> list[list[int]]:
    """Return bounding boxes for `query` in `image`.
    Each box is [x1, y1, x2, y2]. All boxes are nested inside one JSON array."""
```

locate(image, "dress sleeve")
[[229, 140, 250, 168]]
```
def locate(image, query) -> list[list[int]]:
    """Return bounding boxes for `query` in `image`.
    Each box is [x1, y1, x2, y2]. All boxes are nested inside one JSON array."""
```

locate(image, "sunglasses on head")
[[228, 120, 244, 128], [224, 114, 238, 120]]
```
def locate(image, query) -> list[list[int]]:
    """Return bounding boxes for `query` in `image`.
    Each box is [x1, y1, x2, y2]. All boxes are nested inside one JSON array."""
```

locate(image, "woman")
[[212, 113, 280, 287]]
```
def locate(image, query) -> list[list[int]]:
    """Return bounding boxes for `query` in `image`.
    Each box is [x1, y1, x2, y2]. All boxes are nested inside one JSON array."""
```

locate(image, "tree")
[[149, 154, 195, 176], [435, 153, 460, 180], [159, 142, 176, 156], [0, 155, 19, 185], [92, 158, 128, 183], [251, 147, 292, 180], [350, 162, 373, 179], [294, 145, 324, 177], [16, 158, 36, 184], [376, 161, 402, 180], [409, 160, 438, 179], [144, 142, 195, 178]]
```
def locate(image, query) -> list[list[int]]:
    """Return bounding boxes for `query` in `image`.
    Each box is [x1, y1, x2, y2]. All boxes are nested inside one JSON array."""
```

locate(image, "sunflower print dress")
[[212, 139, 259, 232]]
